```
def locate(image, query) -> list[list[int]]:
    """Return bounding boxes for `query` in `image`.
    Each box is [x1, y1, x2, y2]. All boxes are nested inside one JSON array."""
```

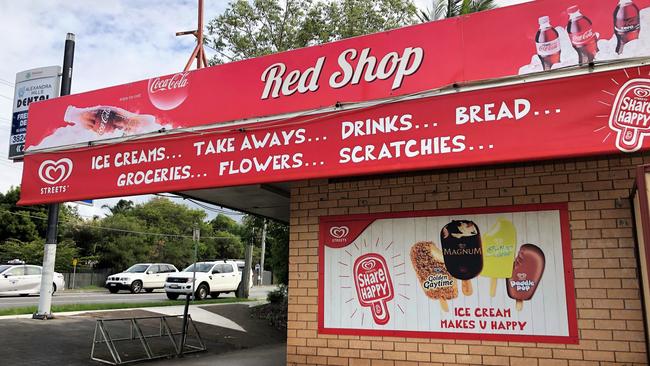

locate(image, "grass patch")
[[0, 297, 252, 316]]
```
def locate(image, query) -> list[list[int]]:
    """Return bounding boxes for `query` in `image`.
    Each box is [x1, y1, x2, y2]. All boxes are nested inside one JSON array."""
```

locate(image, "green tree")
[[101, 199, 134, 215], [417, 0, 496, 22], [206, 0, 418, 63], [0, 239, 79, 272]]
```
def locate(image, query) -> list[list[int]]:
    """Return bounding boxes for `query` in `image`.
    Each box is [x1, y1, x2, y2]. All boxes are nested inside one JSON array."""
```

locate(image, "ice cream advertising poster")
[[319, 203, 578, 343]]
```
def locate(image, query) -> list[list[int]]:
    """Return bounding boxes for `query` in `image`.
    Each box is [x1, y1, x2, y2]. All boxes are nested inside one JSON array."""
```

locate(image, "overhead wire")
[[154, 193, 245, 216], [0, 209, 238, 240]]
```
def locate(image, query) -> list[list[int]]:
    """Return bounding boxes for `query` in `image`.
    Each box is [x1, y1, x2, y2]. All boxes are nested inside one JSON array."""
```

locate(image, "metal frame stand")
[[90, 315, 206, 365]]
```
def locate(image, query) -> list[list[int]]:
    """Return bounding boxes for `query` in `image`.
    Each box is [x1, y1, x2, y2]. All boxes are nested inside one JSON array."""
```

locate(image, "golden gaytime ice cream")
[[481, 218, 518, 297], [410, 241, 458, 312]]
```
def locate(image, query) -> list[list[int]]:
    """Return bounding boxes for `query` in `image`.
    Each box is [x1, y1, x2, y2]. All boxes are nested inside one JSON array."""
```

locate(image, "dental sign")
[[19, 66, 650, 205], [8, 66, 61, 160], [319, 204, 578, 343]]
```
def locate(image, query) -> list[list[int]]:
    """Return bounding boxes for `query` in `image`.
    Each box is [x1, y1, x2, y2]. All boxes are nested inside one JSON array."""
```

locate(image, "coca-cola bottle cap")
[[538, 16, 550, 26], [567, 5, 579, 14]]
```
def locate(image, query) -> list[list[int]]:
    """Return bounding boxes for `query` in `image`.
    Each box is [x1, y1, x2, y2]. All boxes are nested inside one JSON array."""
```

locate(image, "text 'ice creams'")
[[507, 244, 545, 311], [482, 218, 517, 297], [410, 241, 458, 312], [441, 220, 483, 296]]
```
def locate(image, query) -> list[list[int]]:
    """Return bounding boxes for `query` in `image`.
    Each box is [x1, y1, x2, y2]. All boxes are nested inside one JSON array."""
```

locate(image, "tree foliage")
[[206, 0, 418, 63], [418, 0, 496, 22], [0, 188, 288, 282]]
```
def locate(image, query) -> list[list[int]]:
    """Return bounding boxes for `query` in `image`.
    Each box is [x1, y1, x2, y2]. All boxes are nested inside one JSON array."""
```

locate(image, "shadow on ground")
[[0, 303, 286, 365]]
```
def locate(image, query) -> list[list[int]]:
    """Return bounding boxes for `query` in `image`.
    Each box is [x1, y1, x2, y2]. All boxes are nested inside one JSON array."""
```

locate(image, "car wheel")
[[144, 288, 154, 293], [166, 292, 180, 300], [130, 280, 143, 294], [108, 287, 119, 294], [210, 292, 221, 299], [52, 283, 57, 295], [195, 283, 208, 300], [235, 281, 243, 298]]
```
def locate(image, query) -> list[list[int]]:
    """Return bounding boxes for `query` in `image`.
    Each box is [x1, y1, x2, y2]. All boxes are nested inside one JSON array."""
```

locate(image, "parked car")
[[105, 263, 178, 294], [164, 260, 249, 300], [0, 260, 65, 296]]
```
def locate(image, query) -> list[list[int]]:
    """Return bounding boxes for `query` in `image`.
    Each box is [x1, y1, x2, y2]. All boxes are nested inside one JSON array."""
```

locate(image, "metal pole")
[[34, 33, 74, 320], [241, 230, 253, 298], [180, 226, 199, 357], [72, 263, 76, 289], [191, 226, 199, 300], [259, 219, 267, 285]]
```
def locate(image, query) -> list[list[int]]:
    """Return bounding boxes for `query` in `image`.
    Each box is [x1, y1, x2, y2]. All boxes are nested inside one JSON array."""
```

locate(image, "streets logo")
[[38, 158, 73, 195]]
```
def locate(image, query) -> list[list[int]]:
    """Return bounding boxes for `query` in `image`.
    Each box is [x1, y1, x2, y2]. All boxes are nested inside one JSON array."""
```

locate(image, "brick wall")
[[287, 154, 649, 366]]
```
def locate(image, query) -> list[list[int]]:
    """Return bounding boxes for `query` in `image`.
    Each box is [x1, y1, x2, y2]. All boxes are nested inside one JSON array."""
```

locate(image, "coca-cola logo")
[[536, 40, 560, 55], [608, 78, 650, 152], [570, 29, 595, 46], [38, 158, 73, 185], [148, 72, 190, 110]]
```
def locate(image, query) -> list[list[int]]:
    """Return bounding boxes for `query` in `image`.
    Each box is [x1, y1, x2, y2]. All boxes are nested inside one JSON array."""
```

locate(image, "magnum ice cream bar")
[[441, 220, 482, 296], [354, 253, 394, 325], [482, 218, 517, 297], [410, 241, 458, 312], [507, 244, 545, 311]]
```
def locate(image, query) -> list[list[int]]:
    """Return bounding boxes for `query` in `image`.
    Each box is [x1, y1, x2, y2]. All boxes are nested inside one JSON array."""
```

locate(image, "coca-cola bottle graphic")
[[614, 0, 641, 54], [64, 106, 156, 135], [535, 16, 561, 71], [567, 6, 599, 64]]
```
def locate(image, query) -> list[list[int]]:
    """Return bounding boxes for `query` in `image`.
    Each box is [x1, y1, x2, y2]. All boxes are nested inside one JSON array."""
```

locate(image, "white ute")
[[106, 263, 178, 294], [164, 260, 250, 300]]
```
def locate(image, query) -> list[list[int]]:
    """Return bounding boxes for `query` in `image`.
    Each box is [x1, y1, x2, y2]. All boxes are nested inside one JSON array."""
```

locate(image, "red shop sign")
[[19, 66, 650, 205], [23, 0, 650, 152]]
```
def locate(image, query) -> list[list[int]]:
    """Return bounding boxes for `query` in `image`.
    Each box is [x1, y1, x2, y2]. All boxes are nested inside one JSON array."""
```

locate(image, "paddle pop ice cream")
[[354, 253, 394, 325], [482, 218, 517, 297], [410, 241, 458, 312], [507, 244, 545, 311], [441, 220, 483, 296]]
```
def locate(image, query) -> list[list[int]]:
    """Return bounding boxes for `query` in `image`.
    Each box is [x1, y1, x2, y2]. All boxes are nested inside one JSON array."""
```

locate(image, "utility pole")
[[259, 219, 267, 285], [240, 229, 254, 298], [33, 33, 74, 320]]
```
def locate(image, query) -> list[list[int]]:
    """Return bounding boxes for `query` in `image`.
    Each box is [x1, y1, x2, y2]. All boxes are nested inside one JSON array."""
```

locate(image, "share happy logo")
[[38, 158, 73, 185], [330, 226, 349, 243]]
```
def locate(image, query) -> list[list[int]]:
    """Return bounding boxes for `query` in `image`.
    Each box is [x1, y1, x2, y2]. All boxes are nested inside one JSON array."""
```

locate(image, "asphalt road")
[[0, 285, 275, 309]]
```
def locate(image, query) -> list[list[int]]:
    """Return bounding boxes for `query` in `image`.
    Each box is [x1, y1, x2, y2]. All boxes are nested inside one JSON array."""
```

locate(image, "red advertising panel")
[[19, 66, 650, 205], [24, 0, 650, 152], [318, 204, 577, 343]]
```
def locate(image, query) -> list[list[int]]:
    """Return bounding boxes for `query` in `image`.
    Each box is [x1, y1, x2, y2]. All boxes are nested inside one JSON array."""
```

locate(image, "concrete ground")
[[0, 302, 286, 365]]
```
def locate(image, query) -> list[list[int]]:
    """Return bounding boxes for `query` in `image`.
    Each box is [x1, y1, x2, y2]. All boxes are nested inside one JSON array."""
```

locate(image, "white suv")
[[106, 263, 178, 294], [164, 260, 248, 300]]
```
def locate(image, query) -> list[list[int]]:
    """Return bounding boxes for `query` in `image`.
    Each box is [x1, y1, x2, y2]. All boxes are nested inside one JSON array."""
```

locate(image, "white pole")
[[259, 219, 267, 285]]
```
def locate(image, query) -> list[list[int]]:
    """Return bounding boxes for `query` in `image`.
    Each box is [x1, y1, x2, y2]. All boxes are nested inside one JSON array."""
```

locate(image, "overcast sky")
[[0, 0, 527, 219]]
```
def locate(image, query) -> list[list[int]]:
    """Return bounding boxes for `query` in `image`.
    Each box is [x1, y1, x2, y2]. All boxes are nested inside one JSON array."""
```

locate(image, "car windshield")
[[125, 264, 150, 273], [0, 265, 11, 274], [183, 263, 214, 273]]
